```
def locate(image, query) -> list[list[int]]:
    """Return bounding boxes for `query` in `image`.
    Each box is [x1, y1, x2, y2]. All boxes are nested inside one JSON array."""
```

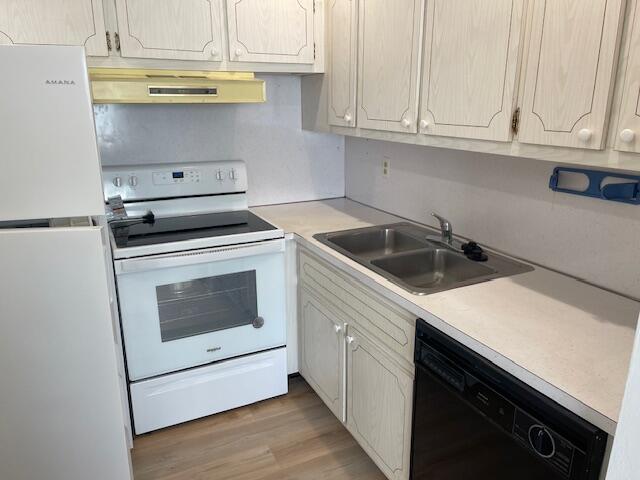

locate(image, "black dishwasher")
[[411, 319, 607, 480]]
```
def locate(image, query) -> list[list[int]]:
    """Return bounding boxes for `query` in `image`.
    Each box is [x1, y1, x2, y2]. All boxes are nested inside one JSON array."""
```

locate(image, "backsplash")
[[94, 75, 345, 206], [346, 138, 640, 299]]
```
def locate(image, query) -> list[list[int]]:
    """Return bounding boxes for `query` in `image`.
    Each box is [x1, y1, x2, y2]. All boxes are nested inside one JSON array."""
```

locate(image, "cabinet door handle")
[[577, 128, 593, 142], [235, 48, 243, 57], [334, 324, 342, 334], [419, 119, 429, 131], [401, 117, 412, 128], [620, 129, 635, 143], [344, 112, 353, 124]]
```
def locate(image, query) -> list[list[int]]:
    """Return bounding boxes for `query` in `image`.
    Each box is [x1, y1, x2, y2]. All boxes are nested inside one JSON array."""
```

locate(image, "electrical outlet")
[[382, 157, 391, 177]]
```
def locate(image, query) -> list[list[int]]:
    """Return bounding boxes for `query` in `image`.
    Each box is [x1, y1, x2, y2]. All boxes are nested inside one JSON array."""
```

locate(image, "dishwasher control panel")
[[513, 410, 577, 477]]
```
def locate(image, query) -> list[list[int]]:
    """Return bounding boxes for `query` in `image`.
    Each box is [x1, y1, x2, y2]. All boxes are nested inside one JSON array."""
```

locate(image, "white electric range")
[[103, 160, 287, 434]]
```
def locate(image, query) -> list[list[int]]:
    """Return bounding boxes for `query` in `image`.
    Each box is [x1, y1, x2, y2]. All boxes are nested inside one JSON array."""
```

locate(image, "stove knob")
[[216, 170, 224, 181], [113, 176, 122, 187], [528, 425, 555, 458], [128, 175, 138, 187]]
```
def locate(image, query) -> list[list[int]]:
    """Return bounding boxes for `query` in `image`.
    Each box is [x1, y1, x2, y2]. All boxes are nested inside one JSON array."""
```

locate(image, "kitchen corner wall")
[[346, 138, 640, 300], [94, 75, 345, 206]]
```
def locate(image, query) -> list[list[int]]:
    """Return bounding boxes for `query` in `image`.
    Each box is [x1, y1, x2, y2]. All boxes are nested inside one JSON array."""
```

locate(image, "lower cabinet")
[[298, 248, 414, 480], [346, 325, 413, 480], [299, 286, 345, 420]]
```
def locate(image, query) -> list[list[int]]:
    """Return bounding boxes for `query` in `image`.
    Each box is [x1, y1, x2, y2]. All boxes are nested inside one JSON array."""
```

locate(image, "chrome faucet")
[[431, 212, 453, 246]]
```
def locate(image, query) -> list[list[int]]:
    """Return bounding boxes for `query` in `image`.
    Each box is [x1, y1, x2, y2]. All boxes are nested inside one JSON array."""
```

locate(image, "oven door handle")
[[114, 239, 284, 274]]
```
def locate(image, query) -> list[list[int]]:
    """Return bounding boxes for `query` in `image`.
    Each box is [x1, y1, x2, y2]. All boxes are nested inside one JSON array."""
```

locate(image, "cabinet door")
[[346, 326, 413, 480], [518, 0, 625, 149], [299, 287, 345, 420], [0, 0, 108, 56], [226, 0, 315, 64], [419, 0, 524, 142], [357, 0, 424, 133], [615, 0, 640, 153], [328, 0, 358, 127], [114, 0, 223, 60]]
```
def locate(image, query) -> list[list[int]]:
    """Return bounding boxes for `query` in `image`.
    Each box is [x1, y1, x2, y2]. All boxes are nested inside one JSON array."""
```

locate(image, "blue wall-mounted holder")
[[549, 167, 640, 205]]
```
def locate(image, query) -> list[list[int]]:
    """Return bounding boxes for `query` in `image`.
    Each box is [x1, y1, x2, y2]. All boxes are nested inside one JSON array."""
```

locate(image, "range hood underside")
[[89, 68, 266, 104]]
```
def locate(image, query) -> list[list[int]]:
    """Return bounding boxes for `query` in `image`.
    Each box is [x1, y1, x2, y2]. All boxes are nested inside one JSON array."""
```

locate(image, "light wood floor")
[[132, 376, 386, 480]]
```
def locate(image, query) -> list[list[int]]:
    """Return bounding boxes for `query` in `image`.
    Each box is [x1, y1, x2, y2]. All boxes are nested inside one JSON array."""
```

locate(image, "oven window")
[[156, 270, 258, 342]]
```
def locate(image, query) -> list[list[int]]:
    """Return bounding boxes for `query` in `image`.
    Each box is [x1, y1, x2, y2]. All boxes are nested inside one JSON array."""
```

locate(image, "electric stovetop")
[[110, 210, 279, 249]]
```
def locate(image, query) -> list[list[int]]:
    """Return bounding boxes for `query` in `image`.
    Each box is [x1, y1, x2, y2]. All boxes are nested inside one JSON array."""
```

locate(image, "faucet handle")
[[431, 212, 450, 230]]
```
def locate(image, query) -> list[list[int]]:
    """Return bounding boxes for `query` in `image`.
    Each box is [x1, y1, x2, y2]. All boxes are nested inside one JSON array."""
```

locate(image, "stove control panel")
[[152, 169, 201, 185], [102, 160, 247, 201]]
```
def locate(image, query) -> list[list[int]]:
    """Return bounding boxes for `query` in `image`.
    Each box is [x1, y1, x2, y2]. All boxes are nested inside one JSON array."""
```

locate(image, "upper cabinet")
[[518, 0, 626, 150], [0, 0, 324, 71], [0, 0, 108, 56], [114, 0, 223, 61], [419, 0, 524, 142], [615, 0, 640, 153], [226, 0, 315, 64], [327, 0, 358, 127], [357, 0, 424, 133], [309, 0, 640, 167]]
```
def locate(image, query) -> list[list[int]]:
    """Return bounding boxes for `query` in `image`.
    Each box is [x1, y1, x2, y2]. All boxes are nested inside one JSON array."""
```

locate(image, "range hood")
[[89, 68, 266, 104]]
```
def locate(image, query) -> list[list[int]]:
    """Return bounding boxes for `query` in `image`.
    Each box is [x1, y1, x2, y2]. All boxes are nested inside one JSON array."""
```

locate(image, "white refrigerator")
[[0, 46, 133, 480]]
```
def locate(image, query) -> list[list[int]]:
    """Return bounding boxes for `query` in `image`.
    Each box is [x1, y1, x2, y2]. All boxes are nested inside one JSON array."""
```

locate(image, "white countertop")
[[253, 198, 640, 435]]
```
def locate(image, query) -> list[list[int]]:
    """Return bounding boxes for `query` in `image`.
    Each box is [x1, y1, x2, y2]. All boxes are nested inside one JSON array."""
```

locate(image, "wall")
[[607, 313, 640, 479], [94, 75, 345, 206], [346, 138, 640, 299]]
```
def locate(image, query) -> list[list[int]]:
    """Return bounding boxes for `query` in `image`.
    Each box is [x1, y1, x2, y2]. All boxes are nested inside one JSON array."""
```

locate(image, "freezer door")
[[0, 227, 132, 480], [0, 45, 105, 221]]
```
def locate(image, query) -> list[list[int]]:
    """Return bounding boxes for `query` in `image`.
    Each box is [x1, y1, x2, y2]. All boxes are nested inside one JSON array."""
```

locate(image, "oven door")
[[115, 239, 286, 381]]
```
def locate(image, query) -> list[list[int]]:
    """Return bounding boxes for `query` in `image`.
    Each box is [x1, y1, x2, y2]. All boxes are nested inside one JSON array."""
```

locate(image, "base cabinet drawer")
[[346, 326, 413, 480]]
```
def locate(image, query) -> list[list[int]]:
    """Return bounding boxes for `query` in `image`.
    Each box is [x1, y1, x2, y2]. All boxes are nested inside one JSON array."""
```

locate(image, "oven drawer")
[[130, 347, 287, 434], [116, 239, 286, 381]]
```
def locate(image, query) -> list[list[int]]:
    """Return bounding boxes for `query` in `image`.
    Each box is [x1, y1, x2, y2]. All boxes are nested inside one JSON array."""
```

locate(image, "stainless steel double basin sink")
[[313, 223, 533, 295]]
